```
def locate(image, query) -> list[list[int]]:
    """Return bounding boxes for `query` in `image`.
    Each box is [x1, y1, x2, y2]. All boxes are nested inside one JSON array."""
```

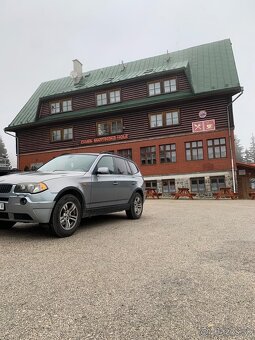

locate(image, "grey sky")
[[1, 0, 254, 167]]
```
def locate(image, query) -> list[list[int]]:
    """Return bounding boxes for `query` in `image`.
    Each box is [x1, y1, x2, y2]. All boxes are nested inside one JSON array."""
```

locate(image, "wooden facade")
[[6, 40, 243, 196]]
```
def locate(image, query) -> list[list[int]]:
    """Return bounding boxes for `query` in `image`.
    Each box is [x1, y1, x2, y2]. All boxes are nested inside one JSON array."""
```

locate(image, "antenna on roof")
[[121, 60, 126, 71], [166, 50, 170, 62]]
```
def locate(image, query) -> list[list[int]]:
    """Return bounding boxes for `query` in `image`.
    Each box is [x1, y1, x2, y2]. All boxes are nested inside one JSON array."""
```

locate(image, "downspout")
[[4, 131, 19, 170], [227, 87, 244, 193]]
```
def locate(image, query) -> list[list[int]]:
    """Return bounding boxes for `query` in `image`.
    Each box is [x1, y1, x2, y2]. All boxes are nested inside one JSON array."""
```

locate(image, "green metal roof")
[[6, 39, 241, 131]]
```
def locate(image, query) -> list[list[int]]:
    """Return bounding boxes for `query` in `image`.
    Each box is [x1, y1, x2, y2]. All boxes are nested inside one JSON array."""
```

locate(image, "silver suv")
[[0, 153, 145, 237]]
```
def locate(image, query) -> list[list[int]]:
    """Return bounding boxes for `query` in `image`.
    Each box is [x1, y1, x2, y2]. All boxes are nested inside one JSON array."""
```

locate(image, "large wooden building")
[[5, 39, 242, 196]]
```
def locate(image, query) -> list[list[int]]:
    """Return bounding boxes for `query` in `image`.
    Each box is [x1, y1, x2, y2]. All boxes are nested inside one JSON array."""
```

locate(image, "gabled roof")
[[6, 39, 241, 131]]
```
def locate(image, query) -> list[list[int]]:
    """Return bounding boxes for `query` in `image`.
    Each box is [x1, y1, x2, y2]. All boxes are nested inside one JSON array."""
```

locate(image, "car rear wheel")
[[49, 194, 82, 237], [126, 192, 143, 219], [0, 221, 15, 229]]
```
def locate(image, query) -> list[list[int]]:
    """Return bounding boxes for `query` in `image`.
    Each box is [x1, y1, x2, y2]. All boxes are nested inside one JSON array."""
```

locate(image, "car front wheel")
[[126, 192, 143, 219], [50, 194, 82, 237]]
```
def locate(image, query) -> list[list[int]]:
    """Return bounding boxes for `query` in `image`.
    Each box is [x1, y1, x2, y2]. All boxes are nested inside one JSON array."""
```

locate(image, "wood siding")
[[39, 72, 190, 117], [18, 95, 230, 155]]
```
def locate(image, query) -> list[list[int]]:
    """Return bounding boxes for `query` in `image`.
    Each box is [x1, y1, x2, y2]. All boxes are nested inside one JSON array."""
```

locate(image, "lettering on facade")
[[192, 119, 215, 133], [80, 134, 129, 145]]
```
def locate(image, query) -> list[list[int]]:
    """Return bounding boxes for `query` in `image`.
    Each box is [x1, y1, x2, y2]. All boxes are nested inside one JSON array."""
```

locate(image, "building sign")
[[198, 110, 207, 118], [80, 133, 129, 145], [192, 119, 215, 133], [238, 169, 246, 176]]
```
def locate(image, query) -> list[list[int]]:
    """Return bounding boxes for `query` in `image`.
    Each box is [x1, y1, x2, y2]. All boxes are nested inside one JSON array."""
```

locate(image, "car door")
[[89, 155, 119, 209], [113, 157, 134, 204]]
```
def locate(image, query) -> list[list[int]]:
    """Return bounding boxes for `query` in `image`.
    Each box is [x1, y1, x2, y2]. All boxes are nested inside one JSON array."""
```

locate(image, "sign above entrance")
[[192, 119, 215, 133], [80, 133, 129, 145]]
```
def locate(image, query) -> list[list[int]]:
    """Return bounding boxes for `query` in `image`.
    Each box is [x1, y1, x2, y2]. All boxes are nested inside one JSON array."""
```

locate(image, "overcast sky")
[[1, 0, 254, 167]]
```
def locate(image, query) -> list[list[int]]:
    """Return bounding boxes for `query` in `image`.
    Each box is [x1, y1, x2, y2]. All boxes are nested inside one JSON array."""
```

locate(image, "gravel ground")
[[0, 199, 255, 340]]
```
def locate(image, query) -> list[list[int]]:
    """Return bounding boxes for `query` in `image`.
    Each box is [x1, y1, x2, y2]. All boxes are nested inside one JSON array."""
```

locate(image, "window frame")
[[50, 127, 74, 143], [117, 148, 133, 160], [148, 77, 178, 97], [149, 110, 180, 129], [50, 98, 72, 114], [96, 118, 123, 136], [185, 140, 204, 161], [190, 177, 206, 193], [140, 146, 156, 165], [159, 144, 176, 163], [96, 88, 121, 106], [210, 176, 226, 192], [207, 138, 227, 159]]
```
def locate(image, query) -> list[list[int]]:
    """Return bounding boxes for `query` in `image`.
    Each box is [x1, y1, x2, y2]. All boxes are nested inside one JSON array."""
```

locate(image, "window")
[[50, 99, 72, 114], [114, 157, 129, 175], [191, 178, 205, 193], [97, 119, 123, 136], [149, 110, 180, 128], [96, 93, 107, 106], [110, 90, 121, 104], [160, 144, 176, 163], [128, 161, 139, 174], [148, 78, 177, 96], [145, 181, 157, 189], [150, 113, 163, 128], [162, 179, 175, 193], [148, 82, 161, 96], [185, 141, 203, 160], [51, 128, 73, 142], [164, 79, 177, 93], [166, 111, 179, 125], [207, 138, 226, 159], [210, 176, 225, 192], [96, 156, 115, 174], [62, 100, 72, 112], [250, 178, 255, 190], [96, 90, 121, 106], [140, 146, 156, 165], [118, 149, 132, 159]]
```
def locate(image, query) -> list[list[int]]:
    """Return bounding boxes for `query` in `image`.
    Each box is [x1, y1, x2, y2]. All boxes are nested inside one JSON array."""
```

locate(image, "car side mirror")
[[96, 167, 110, 175]]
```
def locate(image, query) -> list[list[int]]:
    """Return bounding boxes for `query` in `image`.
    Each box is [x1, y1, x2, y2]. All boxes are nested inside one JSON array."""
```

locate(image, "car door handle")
[[113, 181, 119, 185]]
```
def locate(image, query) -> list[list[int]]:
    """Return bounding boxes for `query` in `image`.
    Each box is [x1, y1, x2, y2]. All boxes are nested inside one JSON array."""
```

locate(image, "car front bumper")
[[0, 193, 56, 224]]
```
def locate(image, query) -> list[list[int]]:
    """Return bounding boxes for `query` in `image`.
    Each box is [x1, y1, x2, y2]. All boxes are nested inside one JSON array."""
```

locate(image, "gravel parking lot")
[[0, 199, 255, 340]]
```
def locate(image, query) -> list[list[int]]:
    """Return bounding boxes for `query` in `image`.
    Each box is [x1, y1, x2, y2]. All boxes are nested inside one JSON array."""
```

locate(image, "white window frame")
[[148, 82, 161, 96]]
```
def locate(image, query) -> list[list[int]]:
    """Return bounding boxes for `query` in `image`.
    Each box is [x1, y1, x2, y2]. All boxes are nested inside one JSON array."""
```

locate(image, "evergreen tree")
[[248, 134, 255, 163], [243, 148, 251, 163], [234, 135, 244, 162], [0, 135, 11, 168]]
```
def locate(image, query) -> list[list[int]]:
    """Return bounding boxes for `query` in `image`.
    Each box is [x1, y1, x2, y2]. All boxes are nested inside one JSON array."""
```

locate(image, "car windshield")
[[38, 154, 98, 172]]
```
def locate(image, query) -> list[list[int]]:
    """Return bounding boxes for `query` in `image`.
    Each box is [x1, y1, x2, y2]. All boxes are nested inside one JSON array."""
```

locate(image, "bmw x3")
[[0, 153, 145, 237]]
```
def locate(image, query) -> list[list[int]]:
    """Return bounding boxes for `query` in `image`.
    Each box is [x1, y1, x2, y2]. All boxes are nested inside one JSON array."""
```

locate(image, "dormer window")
[[96, 90, 121, 106], [148, 78, 177, 96], [50, 99, 72, 114]]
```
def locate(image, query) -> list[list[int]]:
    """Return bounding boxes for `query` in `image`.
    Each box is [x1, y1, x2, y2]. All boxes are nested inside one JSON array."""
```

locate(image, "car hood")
[[0, 171, 86, 185]]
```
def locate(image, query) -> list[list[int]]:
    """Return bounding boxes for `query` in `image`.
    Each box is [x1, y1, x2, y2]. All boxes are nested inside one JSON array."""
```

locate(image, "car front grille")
[[0, 184, 12, 193], [0, 212, 9, 219], [13, 213, 33, 221]]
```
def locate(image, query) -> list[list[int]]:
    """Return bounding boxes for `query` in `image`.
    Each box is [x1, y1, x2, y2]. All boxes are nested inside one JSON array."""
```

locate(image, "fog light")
[[20, 197, 27, 205]]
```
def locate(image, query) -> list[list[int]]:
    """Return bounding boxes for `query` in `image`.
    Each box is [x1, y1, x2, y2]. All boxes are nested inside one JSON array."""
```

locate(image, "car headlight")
[[14, 182, 48, 194]]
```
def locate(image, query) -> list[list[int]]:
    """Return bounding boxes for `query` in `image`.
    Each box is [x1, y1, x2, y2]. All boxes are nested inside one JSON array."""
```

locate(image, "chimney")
[[70, 59, 83, 84]]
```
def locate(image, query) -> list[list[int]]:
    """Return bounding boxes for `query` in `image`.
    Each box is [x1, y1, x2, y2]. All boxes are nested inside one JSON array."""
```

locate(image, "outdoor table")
[[173, 188, 195, 200], [249, 192, 255, 200], [146, 189, 162, 199], [213, 187, 238, 199]]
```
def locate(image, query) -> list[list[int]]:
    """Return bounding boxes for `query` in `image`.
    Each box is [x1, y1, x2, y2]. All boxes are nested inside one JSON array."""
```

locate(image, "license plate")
[[0, 202, 5, 211]]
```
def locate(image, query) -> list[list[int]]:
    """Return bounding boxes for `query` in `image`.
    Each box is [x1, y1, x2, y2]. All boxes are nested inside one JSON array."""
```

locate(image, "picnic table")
[[213, 187, 238, 200], [146, 189, 162, 199], [172, 187, 196, 200], [249, 192, 255, 200]]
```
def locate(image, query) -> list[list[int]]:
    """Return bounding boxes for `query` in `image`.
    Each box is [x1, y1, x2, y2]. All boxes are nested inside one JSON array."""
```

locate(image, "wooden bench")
[[213, 187, 238, 199]]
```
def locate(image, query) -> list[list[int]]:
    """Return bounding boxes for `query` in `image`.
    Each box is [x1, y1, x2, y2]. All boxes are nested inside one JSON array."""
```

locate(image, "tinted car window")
[[96, 156, 115, 174], [128, 161, 139, 174], [114, 157, 129, 175]]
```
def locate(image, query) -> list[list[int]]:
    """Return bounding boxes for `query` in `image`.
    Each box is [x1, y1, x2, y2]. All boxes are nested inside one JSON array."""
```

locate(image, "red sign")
[[80, 134, 129, 145], [192, 119, 215, 133]]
